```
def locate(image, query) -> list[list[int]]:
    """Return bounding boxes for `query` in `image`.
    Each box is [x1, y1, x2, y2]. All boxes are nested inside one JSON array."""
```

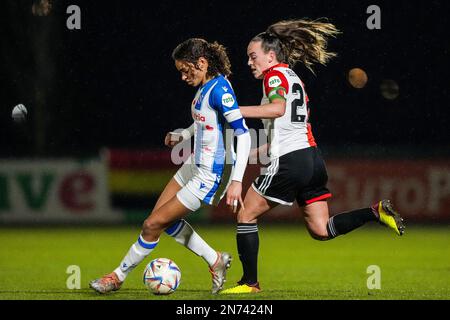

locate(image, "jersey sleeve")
[[263, 70, 289, 102], [210, 81, 248, 136]]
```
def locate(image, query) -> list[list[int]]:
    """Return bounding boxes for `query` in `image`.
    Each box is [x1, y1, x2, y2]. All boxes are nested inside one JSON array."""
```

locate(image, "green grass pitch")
[[0, 224, 449, 300]]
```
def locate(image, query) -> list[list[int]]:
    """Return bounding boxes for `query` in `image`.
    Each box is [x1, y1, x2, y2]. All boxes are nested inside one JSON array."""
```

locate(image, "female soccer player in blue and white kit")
[[90, 38, 251, 294], [221, 19, 405, 294]]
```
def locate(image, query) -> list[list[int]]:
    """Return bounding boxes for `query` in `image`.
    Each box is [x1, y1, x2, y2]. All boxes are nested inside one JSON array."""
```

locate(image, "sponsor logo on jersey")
[[268, 76, 282, 88], [193, 112, 206, 122], [222, 93, 235, 107], [205, 125, 214, 131]]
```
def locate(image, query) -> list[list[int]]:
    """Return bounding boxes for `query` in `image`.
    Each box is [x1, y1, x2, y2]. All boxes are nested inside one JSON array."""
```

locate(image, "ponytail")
[[253, 19, 340, 73]]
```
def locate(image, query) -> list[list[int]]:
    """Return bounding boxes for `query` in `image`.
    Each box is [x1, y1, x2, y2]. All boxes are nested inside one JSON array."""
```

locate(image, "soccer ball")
[[143, 258, 181, 295]]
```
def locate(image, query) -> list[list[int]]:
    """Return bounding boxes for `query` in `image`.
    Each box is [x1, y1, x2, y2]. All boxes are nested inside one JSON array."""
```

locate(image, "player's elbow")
[[275, 109, 285, 118]]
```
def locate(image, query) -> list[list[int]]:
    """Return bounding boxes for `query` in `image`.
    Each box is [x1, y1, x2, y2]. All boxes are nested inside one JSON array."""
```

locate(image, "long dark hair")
[[252, 19, 340, 73], [172, 38, 232, 77]]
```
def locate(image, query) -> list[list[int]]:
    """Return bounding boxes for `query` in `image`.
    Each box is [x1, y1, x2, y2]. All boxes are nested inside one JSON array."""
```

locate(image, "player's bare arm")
[[239, 99, 286, 119]]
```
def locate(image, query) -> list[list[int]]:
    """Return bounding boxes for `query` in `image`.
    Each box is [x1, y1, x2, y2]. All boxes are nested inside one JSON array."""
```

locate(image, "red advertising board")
[[211, 160, 450, 222], [106, 150, 450, 222]]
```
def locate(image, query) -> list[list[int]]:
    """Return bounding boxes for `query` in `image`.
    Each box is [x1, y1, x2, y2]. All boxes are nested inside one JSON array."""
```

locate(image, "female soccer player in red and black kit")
[[221, 19, 405, 294]]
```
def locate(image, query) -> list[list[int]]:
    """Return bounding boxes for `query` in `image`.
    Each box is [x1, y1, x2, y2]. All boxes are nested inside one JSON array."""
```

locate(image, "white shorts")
[[174, 156, 233, 212]]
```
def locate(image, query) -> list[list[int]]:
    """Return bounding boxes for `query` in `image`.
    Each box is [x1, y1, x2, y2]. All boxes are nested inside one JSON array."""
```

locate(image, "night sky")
[[0, 0, 449, 157]]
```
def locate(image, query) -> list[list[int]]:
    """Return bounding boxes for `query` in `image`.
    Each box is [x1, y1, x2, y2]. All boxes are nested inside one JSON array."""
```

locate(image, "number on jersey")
[[291, 83, 306, 123]]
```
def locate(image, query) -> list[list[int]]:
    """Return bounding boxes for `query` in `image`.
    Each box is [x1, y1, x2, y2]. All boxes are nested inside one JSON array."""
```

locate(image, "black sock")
[[326, 207, 377, 239], [236, 223, 259, 285]]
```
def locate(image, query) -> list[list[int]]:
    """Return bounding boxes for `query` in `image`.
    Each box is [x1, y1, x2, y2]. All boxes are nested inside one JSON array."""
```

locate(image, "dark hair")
[[251, 19, 340, 73], [172, 38, 232, 77]]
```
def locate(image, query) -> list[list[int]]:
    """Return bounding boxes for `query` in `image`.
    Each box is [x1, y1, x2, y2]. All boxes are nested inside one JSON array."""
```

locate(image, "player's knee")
[[308, 228, 331, 241], [237, 199, 266, 223], [237, 214, 257, 224], [142, 217, 164, 235], [310, 233, 331, 241], [237, 207, 258, 224], [236, 209, 248, 223]]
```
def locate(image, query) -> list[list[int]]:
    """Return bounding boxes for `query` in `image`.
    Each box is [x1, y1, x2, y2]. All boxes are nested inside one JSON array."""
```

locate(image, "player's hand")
[[226, 181, 244, 214], [165, 132, 183, 148]]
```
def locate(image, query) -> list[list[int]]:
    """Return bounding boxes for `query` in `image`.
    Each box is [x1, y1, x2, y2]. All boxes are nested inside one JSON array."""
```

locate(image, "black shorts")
[[252, 147, 332, 206]]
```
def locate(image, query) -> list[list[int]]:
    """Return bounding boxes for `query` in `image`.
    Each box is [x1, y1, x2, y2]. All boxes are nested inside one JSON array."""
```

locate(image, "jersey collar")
[[262, 63, 289, 75], [200, 74, 222, 90]]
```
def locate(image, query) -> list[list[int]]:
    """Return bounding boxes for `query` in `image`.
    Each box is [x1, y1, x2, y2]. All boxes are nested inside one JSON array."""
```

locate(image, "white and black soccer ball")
[[11, 104, 28, 123], [143, 258, 181, 295]]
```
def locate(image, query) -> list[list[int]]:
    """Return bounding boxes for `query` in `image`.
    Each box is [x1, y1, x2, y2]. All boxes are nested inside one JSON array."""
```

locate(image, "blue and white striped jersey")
[[190, 75, 248, 176]]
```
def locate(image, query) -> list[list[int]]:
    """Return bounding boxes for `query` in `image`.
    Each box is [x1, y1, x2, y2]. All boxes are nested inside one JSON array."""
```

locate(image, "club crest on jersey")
[[269, 88, 286, 99], [221, 93, 235, 108], [268, 76, 282, 88]]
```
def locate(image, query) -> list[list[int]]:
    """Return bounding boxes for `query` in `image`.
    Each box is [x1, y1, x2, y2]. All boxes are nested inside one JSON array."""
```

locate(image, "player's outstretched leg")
[[372, 199, 405, 236], [90, 194, 189, 294], [89, 235, 159, 294], [209, 251, 232, 294], [305, 199, 405, 240]]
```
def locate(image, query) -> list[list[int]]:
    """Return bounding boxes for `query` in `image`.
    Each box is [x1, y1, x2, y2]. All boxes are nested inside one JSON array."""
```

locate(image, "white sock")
[[165, 219, 218, 266], [114, 235, 159, 282]]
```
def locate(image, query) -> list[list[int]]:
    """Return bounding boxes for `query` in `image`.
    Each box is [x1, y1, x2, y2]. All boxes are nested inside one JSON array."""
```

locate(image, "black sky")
[[0, 0, 449, 157]]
